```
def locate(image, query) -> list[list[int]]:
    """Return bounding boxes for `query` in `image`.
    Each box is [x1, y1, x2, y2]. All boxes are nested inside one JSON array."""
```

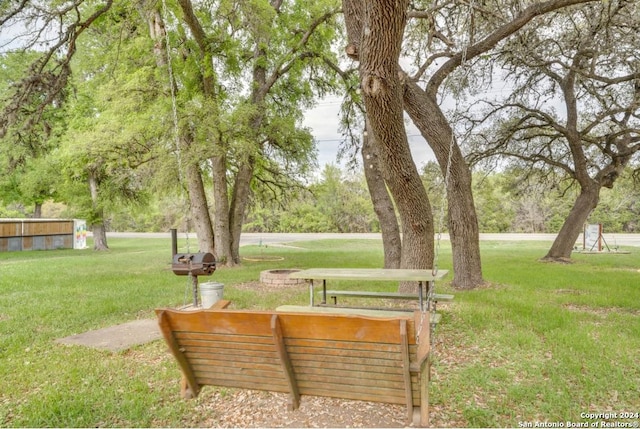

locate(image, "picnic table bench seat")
[[321, 290, 454, 304], [156, 300, 433, 426]]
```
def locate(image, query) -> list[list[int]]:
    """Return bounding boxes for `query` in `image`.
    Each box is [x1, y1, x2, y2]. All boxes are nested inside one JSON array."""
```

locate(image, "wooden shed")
[[0, 219, 87, 252]]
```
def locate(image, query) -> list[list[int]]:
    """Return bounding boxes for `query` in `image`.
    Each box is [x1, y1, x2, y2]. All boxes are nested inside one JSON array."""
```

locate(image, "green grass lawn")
[[0, 237, 638, 427]]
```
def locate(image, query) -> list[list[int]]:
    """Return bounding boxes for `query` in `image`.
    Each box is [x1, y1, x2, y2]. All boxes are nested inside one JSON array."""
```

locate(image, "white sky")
[[302, 95, 436, 171]]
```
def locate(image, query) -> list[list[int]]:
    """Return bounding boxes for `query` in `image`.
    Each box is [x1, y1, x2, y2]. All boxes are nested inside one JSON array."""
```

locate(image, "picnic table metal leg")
[[418, 281, 424, 311], [309, 279, 314, 306]]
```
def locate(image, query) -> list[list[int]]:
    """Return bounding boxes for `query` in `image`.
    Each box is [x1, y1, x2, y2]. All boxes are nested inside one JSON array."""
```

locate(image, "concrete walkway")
[[56, 319, 161, 352]]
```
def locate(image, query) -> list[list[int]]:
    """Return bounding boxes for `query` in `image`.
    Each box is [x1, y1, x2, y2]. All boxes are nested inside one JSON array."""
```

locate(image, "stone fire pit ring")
[[259, 269, 306, 287]]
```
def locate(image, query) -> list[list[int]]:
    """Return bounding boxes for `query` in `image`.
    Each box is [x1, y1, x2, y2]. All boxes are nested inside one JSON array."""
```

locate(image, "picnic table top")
[[288, 268, 448, 282]]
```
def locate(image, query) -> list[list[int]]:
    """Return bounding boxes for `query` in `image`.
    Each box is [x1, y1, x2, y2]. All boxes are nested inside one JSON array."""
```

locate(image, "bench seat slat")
[[433, 293, 455, 302]]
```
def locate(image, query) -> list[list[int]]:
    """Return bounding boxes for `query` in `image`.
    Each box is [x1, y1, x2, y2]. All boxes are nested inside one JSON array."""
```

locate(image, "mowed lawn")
[[0, 237, 638, 427]]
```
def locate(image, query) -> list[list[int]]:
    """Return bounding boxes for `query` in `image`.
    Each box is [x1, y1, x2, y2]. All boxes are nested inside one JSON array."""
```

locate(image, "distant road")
[[101, 232, 640, 248]]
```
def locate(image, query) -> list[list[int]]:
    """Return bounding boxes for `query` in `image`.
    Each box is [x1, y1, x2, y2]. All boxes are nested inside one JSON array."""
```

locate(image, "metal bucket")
[[200, 282, 224, 308]]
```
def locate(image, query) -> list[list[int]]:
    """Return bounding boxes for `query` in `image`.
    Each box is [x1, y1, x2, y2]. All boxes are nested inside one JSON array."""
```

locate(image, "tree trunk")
[[543, 183, 600, 261], [229, 158, 255, 265], [184, 158, 214, 255], [33, 202, 42, 218], [88, 170, 109, 251], [211, 153, 233, 264], [361, 121, 401, 269], [357, 0, 434, 293], [92, 223, 109, 251], [403, 78, 484, 289]]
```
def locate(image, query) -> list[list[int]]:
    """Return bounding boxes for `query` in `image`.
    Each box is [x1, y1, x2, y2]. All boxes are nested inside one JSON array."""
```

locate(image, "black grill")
[[171, 252, 216, 276]]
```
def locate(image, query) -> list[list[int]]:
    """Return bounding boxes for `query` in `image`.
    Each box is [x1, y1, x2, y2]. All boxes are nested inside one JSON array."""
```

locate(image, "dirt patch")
[[562, 304, 640, 317], [243, 256, 285, 262], [260, 269, 306, 287], [235, 280, 305, 293], [191, 389, 407, 428], [554, 289, 587, 295], [459, 281, 508, 291]]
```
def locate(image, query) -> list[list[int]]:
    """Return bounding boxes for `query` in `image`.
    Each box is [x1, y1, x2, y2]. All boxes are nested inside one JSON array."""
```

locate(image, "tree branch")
[[427, 0, 598, 94]]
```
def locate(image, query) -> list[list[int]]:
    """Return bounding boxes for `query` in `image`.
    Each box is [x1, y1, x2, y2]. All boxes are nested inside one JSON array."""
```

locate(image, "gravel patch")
[[192, 389, 408, 428]]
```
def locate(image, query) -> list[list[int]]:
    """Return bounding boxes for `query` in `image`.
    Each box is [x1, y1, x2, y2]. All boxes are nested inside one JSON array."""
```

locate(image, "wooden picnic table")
[[288, 268, 449, 310]]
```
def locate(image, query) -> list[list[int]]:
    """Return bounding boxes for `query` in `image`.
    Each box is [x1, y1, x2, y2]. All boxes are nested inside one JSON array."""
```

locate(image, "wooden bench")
[[323, 290, 455, 305], [156, 301, 433, 426]]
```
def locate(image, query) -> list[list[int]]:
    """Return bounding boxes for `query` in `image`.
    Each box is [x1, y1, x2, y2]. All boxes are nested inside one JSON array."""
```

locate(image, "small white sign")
[[74, 220, 88, 249], [583, 224, 602, 251]]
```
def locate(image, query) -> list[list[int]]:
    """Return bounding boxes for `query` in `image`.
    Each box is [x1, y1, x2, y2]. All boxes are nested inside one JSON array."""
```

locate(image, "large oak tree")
[[343, 0, 605, 288], [468, 1, 640, 261]]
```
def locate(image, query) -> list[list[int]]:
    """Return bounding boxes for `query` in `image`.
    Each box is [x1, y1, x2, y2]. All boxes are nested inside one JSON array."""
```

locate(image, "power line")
[[314, 133, 425, 143]]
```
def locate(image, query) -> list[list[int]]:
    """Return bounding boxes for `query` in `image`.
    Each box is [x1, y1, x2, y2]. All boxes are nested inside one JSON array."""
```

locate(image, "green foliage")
[[471, 167, 578, 233], [107, 195, 188, 232], [0, 51, 67, 212], [53, 5, 168, 223], [0, 202, 24, 217], [279, 202, 335, 232], [473, 172, 515, 232], [590, 169, 640, 232], [1, 0, 343, 243], [244, 164, 377, 233], [313, 165, 377, 232]]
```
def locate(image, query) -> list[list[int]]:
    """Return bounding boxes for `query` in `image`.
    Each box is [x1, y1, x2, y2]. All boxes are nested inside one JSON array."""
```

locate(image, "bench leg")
[[158, 310, 201, 399], [180, 374, 195, 399], [400, 320, 413, 424], [414, 311, 431, 427], [271, 315, 301, 410], [419, 357, 430, 427]]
